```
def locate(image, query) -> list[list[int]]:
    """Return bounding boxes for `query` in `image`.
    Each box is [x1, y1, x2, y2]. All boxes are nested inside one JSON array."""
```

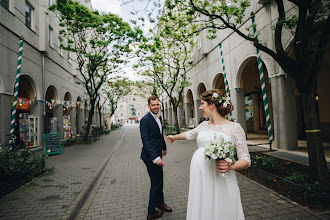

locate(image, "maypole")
[[218, 42, 232, 120], [9, 37, 24, 147], [251, 13, 274, 148]]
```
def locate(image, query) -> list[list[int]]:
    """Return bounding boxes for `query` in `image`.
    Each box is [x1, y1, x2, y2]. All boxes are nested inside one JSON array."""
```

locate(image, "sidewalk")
[[0, 124, 327, 219], [246, 133, 330, 168]]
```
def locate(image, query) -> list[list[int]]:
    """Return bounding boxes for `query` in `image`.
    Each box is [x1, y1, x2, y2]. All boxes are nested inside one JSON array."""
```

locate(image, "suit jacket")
[[140, 112, 167, 162]]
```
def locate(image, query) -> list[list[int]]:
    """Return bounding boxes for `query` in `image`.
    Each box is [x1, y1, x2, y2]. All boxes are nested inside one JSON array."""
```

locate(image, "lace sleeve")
[[234, 123, 251, 166], [186, 121, 203, 140]]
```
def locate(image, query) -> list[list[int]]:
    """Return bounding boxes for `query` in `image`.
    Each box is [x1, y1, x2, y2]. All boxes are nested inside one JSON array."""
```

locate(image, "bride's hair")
[[200, 89, 233, 117]]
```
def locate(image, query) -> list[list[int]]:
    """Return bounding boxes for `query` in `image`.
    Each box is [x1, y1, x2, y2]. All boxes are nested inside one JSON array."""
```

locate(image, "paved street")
[[0, 124, 327, 220]]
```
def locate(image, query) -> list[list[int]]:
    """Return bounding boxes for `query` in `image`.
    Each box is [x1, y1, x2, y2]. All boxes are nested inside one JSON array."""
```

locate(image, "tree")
[[50, 0, 142, 141], [136, 8, 194, 132], [159, 0, 329, 188], [103, 77, 132, 119]]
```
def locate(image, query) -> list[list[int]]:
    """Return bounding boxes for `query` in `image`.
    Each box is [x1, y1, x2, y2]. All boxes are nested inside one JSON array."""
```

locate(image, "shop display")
[[49, 117, 59, 133], [28, 116, 39, 147], [63, 115, 72, 139], [19, 113, 30, 143]]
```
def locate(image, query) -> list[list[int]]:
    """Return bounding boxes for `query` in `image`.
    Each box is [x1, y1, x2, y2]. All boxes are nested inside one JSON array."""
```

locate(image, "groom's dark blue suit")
[[140, 112, 167, 214]]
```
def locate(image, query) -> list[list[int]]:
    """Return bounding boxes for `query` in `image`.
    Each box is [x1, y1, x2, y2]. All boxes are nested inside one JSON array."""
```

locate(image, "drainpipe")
[[42, 52, 46, 137]]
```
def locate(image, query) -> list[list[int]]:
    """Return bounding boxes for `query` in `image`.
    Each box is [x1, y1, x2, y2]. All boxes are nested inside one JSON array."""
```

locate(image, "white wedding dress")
[[186, 121, 251, 220]]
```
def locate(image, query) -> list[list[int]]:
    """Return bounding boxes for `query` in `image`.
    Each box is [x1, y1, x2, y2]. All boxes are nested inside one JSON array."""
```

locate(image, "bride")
[[166, 89, 250, 220]]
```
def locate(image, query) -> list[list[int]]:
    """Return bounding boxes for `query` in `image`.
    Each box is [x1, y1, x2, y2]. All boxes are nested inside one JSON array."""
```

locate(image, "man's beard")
[[151, 109, 159, 114]]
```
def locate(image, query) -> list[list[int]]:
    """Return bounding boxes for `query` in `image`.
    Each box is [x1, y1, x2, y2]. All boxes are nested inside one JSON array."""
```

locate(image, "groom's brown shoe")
[[156, 203, 172, 212], [147, 210, 164, 220]]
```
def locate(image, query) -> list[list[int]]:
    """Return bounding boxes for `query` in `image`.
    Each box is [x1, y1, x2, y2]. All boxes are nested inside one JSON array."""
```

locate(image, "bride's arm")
[[217, 159, 250, 173], [166, 132, 188, 143]]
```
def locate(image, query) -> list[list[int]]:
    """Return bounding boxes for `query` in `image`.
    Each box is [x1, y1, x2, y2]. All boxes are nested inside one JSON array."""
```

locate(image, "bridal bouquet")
[[204, 133, 236, 177]]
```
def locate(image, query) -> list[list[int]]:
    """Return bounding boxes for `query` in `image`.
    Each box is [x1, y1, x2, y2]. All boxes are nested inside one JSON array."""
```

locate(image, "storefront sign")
[[11, 97, 31, 111], [44, 133, 62, 155]]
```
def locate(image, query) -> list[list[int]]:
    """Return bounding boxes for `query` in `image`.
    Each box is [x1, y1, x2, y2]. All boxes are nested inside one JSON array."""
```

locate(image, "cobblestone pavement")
[[0, 124, 327, 220]]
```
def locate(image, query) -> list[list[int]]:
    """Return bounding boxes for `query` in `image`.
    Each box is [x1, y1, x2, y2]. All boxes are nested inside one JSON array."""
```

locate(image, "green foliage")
[[111, 123, 120, 130], [285, 172, 310, 183], [0, 149, 46, 178], [103, 76, 132, 118], [252, 155, 275, 172]]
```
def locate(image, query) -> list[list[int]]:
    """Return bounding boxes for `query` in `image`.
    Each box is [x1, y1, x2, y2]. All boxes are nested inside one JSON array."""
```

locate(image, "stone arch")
[[197, 82, 207, 97], [14, 73, 40, 100], [236, 55, 273, 134], [185, 89, 195, 127], [45, 85, 59, 134], [212, 73, 225, 90]]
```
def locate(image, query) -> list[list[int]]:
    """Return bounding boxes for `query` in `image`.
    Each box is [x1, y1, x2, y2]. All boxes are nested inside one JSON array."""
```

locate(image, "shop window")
[[25, 2, 33, 29], [0, 0, 9, 9], [245, 95, 254, 121], [48, 26, 53, 47]]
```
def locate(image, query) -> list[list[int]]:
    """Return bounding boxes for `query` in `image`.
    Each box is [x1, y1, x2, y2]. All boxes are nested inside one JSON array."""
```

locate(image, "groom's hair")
[[148, 95, 159, 105]]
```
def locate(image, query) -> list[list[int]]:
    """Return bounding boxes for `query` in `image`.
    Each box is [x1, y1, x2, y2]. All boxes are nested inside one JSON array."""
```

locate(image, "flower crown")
[[212, 92, 231, 107]]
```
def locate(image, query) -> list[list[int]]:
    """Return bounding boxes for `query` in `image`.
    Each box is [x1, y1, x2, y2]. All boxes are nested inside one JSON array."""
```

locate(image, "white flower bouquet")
[[204, 133, 236, 177]]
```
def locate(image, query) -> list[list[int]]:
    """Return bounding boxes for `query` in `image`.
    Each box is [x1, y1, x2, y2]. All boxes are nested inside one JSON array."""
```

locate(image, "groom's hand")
[[155, 158, 164, 166]]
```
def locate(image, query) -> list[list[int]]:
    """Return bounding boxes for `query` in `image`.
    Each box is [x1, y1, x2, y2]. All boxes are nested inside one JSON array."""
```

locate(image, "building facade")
[[162, 0, 330, 150], [111, 88, 150, 124], [0, 0, 108, 148]]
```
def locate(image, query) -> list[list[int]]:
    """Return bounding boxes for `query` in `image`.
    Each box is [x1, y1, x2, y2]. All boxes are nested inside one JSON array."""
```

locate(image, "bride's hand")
[[216, 160, 231, 173], [166, 135, 175, 143]]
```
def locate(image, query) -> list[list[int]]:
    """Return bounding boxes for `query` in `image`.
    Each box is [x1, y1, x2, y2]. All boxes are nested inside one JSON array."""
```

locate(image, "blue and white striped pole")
[[218, 42, 232, 120], [251, 13, 274, 145], [9, 37, 24, 147]]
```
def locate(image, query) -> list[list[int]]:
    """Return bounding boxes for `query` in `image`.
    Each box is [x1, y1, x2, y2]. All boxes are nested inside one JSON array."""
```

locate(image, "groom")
[[140, 95, 172, 220]]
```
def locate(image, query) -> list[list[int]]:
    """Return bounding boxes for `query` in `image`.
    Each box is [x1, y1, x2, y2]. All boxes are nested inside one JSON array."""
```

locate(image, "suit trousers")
[[143, 159, 164, 214]]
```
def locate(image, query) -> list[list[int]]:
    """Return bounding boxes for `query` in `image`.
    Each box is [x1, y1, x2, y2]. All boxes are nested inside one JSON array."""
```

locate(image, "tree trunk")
[[84, 100, 95, 142], [98, 108, 103, 131], [173, 107, 179, 133], [300, 88, 328, 189]]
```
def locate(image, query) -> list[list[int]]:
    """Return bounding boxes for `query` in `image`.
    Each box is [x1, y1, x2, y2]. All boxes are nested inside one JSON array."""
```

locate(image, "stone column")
[[230, 88, 247, 133], [71, 106, 77, 136], [178, 104, 183, 128], [184, 103, 192, 126], [77, 106, 84, 134], [0, 93, 12, 147], [168, 107, 173, 125], [271, 76, 298, 150], [194, 99, 202, 127]]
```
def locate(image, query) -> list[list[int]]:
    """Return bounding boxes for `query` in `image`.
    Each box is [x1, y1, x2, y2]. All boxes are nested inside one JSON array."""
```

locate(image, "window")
[[48, 26, 53, 47], [25, 2, 32, 29], [120, 105, 123, 108], [48, 0, 52, 6], [58, 38, 62, 55], [0, 0, 9, 9]]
